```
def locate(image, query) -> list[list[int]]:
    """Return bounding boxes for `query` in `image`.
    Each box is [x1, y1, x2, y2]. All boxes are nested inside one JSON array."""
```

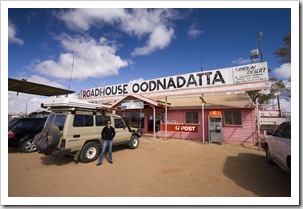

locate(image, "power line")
[[73, 65, 98, 87], [67, 53, 99, 89]]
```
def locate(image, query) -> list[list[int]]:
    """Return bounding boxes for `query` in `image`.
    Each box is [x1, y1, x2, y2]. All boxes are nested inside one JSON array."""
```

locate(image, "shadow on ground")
[[223, 152, 291, 197]]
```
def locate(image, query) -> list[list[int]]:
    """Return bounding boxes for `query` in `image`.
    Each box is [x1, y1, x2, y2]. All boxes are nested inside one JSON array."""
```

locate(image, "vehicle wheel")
[[129, 135, 139, 149], [265, 146, 273, 164], [47, 125, 60, 148], [80, 142, 100, 163], [20, 138, 36, 153]]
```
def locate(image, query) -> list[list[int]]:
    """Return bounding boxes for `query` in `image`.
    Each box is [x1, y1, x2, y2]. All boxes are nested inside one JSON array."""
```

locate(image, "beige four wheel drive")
[[34, 98, 140, 163]]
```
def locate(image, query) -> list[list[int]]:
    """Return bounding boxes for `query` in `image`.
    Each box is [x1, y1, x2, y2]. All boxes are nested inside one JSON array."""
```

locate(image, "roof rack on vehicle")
[[41, 97, 110, 110]]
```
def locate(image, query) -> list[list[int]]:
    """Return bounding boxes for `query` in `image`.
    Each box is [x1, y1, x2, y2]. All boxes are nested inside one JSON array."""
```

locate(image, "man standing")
[[97, 120, 116, 166]]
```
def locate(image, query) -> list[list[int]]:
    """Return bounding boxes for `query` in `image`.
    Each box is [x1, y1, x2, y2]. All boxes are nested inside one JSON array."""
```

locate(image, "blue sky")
[[5, 1, 296, 113]]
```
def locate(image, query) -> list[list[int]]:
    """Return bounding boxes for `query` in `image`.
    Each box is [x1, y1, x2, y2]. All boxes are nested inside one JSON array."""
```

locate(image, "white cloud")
[[279, 99, 291, 112], [187, 23, 203, 38], [58, 8, 175, 56], [25, 75, 65, 88], [132, 25, 174, 56], [129, 78, 144, 83], [8, 92, 78, 114], [272, 63, 291, 79], [232, 58, 251, 65], [31, 34, 129, 79], [8, 20, 24, 45], [58, 8, 125, 31], [8, 91, 45, 114]]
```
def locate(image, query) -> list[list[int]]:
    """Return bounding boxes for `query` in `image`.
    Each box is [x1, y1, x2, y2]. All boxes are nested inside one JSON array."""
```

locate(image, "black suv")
[[8, 117, 47, 153]]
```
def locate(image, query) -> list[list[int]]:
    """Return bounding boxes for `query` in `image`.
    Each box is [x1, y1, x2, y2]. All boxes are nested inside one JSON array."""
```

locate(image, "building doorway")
[[148, 113, 163, 132]]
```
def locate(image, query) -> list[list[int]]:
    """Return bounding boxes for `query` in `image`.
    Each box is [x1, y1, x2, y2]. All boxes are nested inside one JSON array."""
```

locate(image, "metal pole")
[[256, 98, 261, 150], [202, 102, 205, 144], [199, 95, 206, 144], [165, 96, 168, 139], [277, 95, 281, 117], [258, 32, 264, 62], [153, 105, 156, 140]]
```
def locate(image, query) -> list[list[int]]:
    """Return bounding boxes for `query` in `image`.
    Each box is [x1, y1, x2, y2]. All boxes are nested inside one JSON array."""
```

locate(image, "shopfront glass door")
[[148, 113, 162, 132]]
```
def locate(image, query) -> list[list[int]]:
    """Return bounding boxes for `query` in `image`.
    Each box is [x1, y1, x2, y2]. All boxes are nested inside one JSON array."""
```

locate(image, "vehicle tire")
[[47, 125, 60, 148], [80, 142, 100, 163], [20, 138, 36, 153], [265, 146, 273, 164], [129, 135, 139, 149]]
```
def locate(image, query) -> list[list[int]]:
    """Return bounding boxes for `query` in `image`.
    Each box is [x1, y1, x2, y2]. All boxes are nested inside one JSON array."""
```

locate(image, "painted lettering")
[[141, 82, 148, 92], [123, 84, 128, 94], [167, 78, 176, 89], [186, 74, 197, 87], [105, 87, 111, 95], [149, 80, 157, 91], [132, 83, 139, 93], [177, 76, 186, 88], [157, 79, 166, 91], [196, 72, 212, 85], [247, 68, 266, 74], [212, 71, 225, 85]]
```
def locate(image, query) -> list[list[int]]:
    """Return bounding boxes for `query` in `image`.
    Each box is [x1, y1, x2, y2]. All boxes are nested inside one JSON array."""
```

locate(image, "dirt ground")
[[8, 136, 291, 201]]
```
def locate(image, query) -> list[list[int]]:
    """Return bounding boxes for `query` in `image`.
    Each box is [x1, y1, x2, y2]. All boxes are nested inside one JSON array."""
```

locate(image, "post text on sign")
[[160, 124, 199, 133]]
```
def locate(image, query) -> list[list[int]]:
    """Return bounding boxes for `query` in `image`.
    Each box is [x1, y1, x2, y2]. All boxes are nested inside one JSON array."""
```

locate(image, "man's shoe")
[[109, 161, 113, 164], [96, 163, 102, 166]]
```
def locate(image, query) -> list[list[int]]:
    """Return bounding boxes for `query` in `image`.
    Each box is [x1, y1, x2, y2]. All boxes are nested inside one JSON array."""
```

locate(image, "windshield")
[[45, 113, 66, 130]]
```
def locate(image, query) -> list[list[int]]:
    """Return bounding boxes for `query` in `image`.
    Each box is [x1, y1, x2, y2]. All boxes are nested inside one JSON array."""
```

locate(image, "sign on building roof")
[[80, 62, 269, 100], [121, 99, 144, 109]]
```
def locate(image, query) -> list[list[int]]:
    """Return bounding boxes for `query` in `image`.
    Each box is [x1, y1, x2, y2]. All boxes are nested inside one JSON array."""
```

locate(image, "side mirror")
[[267, 130, 274, 135]]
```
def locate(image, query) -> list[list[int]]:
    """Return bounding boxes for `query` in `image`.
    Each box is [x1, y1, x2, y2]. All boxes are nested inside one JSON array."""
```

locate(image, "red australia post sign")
[[161, 124, 198, 133]]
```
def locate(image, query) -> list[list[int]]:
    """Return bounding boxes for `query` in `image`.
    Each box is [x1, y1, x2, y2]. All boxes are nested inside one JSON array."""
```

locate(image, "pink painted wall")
[[157, 108, 257, 145], [222, 109, 257, 145]]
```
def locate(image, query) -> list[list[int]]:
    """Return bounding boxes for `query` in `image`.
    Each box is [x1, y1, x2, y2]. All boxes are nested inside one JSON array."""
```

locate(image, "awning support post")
[[153, 105, 156, 140], [165, 96, 168, 139]]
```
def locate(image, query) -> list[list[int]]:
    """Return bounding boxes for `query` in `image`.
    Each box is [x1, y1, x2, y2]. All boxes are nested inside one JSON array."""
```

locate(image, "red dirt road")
[[7, 137, 292, 204]]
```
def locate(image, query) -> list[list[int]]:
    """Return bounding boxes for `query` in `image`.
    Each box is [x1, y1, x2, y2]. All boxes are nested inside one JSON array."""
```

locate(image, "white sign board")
[[233, 62, 268, 84], [121, 100, 144, 109], [80, 62, 269, 99]]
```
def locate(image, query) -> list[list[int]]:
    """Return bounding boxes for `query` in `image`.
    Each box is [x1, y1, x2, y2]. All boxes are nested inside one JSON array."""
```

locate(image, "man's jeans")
[[98, 140, 113, 163]]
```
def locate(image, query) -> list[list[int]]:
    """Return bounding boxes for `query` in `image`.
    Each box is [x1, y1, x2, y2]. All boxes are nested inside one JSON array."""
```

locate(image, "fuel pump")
[[208, 111, 223, 144]]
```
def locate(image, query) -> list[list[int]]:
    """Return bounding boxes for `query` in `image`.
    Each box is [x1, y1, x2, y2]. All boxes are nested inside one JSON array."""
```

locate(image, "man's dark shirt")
[[101, 126, 116, 140]]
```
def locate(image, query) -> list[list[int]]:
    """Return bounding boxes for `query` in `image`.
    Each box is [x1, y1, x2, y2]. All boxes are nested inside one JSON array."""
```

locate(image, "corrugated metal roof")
[[155, 93, 254, 109]]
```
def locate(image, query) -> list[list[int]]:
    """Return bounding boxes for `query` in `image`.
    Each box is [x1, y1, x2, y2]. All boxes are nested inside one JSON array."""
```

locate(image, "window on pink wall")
[[185, 111, 198, 124], [224, 110, 242, 125]]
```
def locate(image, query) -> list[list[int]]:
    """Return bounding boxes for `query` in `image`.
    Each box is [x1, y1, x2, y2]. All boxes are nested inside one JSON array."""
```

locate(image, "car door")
[[113, 117, 131, 143], [270, 122, 288, 160], [275, 122, 291, 167]]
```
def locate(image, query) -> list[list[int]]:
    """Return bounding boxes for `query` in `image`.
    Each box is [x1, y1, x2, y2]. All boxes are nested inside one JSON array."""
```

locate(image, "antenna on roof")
[[199, 37, 204, 71], [68, 53, 75, 92]]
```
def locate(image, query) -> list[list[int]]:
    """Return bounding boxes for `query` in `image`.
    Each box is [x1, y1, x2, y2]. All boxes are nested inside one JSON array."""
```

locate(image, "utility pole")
[[258, 31, 264, 62]]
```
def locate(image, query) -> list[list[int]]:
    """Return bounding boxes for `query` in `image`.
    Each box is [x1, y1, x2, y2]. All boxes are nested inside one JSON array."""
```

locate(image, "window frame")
[[73, 114, 94, 127], [185, 111, 199, 124], [95, 115, 111, 126], [223, 110, 243, 126]]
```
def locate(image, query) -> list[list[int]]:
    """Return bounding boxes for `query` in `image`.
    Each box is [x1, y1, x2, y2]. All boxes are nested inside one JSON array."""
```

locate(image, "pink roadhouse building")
[[79, 62, 270, 145]]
